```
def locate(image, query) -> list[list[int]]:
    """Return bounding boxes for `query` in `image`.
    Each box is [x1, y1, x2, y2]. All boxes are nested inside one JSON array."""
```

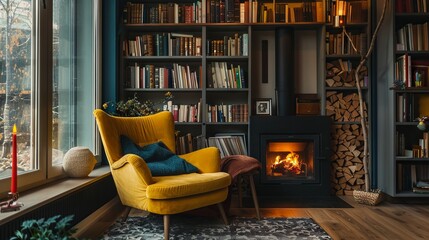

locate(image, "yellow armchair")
[[93, 110, 231, 239]]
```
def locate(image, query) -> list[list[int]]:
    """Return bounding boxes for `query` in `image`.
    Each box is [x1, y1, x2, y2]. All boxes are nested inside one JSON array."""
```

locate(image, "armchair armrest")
[[111, 154, 154, 185], [179, 147, 221, 173]]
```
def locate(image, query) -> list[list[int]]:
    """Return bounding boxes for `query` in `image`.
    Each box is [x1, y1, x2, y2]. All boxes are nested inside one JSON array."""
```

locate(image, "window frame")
[[0, 0, 102, 195]]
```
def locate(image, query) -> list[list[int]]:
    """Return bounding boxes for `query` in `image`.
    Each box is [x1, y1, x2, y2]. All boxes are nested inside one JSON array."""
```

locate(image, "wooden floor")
[[76, 196, 429, 240]]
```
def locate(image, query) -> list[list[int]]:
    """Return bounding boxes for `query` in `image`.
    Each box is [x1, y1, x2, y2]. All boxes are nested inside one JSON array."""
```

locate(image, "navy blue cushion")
[[120, 135, 199, 176]]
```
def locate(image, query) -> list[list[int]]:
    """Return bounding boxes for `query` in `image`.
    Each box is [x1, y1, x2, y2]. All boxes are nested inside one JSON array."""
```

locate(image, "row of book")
[[208, 135, 248, 158], [123, 33, 202, 57], [127, 64, 201, 89], [251, 1, 324, 23], [123, 0, 371, 24], [396, 93, 416, 122], [396, 0, 429, 13], [207, 104, 248, 123], [397, 163, 429, 193], [123, 2, 204, 24], [396, 22, 429, 52], [175, 133, 209, 154], [207, 33, 248, 56], [207, 62, 247, 89], [164, 100, 202, 123], [174, 132, 247, 157], [395, 54, 429, 88], [396, 131, 429, 157], [325, 32, 367, 55], [326, 0, 368, 24], [160, 102, 250, 123]]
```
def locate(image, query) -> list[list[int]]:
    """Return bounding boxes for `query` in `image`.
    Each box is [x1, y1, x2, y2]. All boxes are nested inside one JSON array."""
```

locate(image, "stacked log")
[[326, 91, 367, 122], [325, 60, 368, 87], [331, 124, 366, 195], [325, 60, 369, 195]]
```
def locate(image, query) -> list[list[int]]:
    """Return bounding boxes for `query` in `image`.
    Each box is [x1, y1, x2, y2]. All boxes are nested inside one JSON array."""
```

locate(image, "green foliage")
[[11, 215, 78, 240], [103, 92, 174, 117]]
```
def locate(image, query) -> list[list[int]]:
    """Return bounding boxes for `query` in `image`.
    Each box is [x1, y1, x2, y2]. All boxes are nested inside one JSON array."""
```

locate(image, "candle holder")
[[0, 192, 23, 213], [334, 15, 346, 28]]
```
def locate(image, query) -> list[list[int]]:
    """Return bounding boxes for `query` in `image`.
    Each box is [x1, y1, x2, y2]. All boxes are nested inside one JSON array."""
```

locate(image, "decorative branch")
[[352, 0, 389, 192]]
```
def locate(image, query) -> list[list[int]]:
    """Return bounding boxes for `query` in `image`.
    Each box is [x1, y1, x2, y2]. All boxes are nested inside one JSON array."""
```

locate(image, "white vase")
[[62, 147, 97, 178]]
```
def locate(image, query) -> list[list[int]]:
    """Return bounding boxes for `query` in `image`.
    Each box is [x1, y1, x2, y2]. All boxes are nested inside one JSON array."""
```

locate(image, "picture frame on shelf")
[[255, 98, 272, 115]]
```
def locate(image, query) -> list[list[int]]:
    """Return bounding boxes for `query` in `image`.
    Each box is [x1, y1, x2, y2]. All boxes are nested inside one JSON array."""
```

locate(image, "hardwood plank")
[[308, 209, 364, 240]]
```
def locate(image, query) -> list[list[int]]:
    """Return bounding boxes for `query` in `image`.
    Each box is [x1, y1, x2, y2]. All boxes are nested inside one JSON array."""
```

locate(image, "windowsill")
[[0, 166, 111, 225]]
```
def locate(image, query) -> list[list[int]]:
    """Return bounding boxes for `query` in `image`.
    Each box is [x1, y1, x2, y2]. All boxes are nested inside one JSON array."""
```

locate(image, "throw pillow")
[[120, 135, 199, 176]]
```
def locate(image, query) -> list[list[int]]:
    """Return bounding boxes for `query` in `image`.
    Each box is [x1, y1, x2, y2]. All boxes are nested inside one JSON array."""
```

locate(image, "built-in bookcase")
[[378, 0, 429, 197], [117, 0, 374, 194], [392, 0, 429, 197]]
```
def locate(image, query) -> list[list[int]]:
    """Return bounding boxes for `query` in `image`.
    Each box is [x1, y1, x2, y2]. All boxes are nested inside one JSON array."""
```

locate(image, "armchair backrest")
[[93, 109, 176, 165]]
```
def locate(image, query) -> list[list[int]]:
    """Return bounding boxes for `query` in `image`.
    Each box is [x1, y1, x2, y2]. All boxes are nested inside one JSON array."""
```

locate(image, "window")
[[0, 0, 101, 193]]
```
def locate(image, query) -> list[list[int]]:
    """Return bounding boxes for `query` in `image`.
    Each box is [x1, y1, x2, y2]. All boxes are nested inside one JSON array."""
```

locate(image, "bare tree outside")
[[0, 0, 32, 175]]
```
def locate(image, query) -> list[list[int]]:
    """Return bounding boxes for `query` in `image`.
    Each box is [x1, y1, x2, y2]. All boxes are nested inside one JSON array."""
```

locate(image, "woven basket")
[[353, 190, 384, 206]]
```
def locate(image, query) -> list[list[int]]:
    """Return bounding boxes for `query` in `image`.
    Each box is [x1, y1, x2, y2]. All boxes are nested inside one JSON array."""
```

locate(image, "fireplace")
[[249, 27, 331, 196], [250, 116, 331, 196]]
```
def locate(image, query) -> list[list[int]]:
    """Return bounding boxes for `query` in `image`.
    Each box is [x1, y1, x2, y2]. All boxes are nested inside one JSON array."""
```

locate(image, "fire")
[[271, 152, 303, 175]]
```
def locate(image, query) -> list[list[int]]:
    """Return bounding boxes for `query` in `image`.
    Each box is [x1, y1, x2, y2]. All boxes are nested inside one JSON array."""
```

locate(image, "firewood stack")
[[326, 60, 370, 195], [326, 91, 368, 122], [331, 124, 367, 195], [325, 61, 368, 87]]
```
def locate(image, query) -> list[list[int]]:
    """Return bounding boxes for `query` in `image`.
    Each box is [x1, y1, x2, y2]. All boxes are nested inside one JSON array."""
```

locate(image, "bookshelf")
[[116, 0, 372, 194], [377, 0, 429, 197]]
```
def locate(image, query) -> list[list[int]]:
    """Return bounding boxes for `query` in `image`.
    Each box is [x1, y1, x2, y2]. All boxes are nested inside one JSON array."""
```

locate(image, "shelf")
[[123, 56, 203, 61], [123, 24, 203, 32], [395, 157, 429, 162], [326, 54, 362, 60], [123, 22, 324, 31], [206, 88, 249, 92], [206, 56, 248, 61], [174, 122, 202, 126], [250, 22, 324, 30], [124, 88, 202, 92], [205, 122, 248, 125], [325, 87, 368, 91], [325, 22, 368, 30], [395, 51, 429, 57], [390, 87, 429, 93]]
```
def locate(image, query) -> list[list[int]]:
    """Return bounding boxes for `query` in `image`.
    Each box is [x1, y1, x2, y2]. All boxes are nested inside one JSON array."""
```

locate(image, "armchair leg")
[[163, 215, 170, 240], [217, 203, 228, 225], [122, 206, 131, 222]]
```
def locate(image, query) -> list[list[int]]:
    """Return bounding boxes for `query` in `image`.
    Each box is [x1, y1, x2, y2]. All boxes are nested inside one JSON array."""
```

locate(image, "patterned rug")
[[101, 214, 332, 239]]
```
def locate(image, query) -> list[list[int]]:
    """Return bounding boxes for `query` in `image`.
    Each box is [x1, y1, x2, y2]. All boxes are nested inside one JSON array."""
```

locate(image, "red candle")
[[11, 124, 17, 193]]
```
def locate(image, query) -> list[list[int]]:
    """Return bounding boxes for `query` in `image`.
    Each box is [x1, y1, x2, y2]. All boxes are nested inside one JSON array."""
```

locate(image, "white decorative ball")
[[63, 147, 97, 178]]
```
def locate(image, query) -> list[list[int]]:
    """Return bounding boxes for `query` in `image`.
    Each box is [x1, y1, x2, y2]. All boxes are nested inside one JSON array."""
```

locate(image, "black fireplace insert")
[[250, 116, 331, 196]]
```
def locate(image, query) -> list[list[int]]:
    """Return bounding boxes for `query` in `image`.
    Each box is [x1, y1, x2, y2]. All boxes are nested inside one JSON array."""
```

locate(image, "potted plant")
[[103, 92, 174, 117], [11, 215, 77, 240]]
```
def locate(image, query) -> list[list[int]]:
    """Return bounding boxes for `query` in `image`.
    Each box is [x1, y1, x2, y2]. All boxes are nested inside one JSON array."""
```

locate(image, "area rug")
[[101, 214, 332, 239]]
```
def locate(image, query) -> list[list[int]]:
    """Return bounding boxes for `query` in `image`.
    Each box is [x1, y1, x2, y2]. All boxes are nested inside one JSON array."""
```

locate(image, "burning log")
[[271, 152, 307, 176]]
